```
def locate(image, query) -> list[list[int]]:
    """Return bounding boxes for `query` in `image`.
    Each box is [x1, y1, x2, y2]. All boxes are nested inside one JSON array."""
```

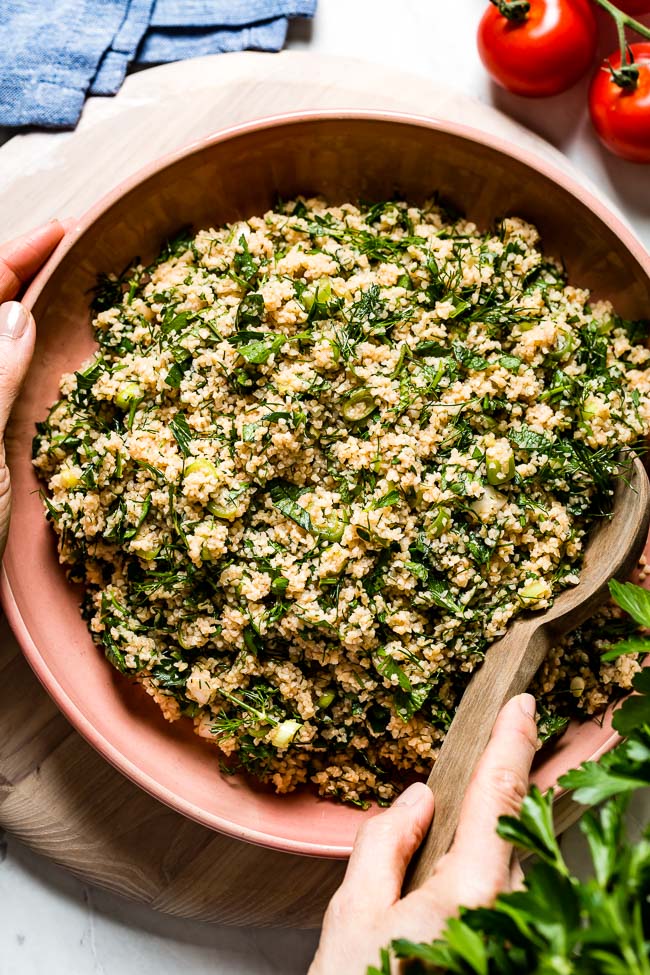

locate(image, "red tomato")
[[478, 0, 598, 97], [616, 1, 650, 13], [589, 43, 650, 163]]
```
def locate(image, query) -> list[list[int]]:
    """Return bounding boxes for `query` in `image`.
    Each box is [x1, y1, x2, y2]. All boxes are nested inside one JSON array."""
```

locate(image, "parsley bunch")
[[369, 580, 650, 975]]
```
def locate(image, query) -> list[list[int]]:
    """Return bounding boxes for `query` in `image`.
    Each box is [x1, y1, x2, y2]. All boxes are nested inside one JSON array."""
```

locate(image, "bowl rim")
[[3, 107, 648, 857]]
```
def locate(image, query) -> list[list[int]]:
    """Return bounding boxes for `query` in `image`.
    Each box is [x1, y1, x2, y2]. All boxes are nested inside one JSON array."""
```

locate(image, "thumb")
[[0, 302, 35, 558], [339, 782, 435, 910], [0, 302, 35, 439], [0, 220, 65, 302], [433, 694, 538, 907]]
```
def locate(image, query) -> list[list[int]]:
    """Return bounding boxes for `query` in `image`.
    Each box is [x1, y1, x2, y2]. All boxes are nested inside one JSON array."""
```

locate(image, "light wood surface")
[[407, 461, 650, 890], [0, 51, 607, 926]]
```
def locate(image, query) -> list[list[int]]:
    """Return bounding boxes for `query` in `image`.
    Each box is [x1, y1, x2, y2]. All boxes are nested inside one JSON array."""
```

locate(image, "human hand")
[[308, 693, 538, 975], [0, 220, 65, 557]]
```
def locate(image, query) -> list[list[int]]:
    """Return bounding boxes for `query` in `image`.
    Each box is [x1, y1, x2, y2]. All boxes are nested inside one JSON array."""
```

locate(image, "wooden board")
[[0, 52, 594, 926]]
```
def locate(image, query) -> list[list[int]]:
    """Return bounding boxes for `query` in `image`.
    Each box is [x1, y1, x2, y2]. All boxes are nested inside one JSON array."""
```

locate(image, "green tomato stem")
[[489, 0, 530, 19], [590, 0, 650, 90]]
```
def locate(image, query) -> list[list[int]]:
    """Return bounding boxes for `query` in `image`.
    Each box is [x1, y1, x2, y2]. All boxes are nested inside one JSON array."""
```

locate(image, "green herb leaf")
[[169, 413, 193, 456], [452, 340, 488, 371], [233, 234, 259, 283], [164, 362, 187, 388], [609, 579, 650, 629], [601, 634, 650, 661], [413, 340, 451, 358], [269, 481, 313, 534], [371, 490, 401, 509], [104, 639, 127, 673], [391, 939, 459, 969], [426, 579, 465, 615], [228, 330, 268, 345], [466, 534, 491, 566], [151, 660, 187, 689], [373, 647, 412, 692], [444, 918, 488, 975], [498, 354, 522, 372], [161, 310, 194, 336], [394, 682, 433, 722], [612, 668, 650, 735], [559, 759, 646, 804], [123, 494, 151, 540], [405, 560, 429, 583], [75, 358, 104, 391], [508, 425, 554, 452], [235, 292, 265, 329], [237, 335, 285, 365], [497, 787, 565, 871], [91, 272, 126, 313]]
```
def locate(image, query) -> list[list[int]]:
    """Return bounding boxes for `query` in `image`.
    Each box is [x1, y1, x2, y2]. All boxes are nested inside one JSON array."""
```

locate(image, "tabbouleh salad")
[[33, 197, 650, 807]]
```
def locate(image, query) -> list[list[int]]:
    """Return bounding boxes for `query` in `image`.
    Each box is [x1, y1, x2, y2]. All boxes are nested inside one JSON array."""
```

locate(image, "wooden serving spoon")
[[406, 456, 650, 891]]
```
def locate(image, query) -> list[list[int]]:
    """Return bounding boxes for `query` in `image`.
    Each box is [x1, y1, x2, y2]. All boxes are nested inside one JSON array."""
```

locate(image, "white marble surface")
[[1, 1, 650, 973]]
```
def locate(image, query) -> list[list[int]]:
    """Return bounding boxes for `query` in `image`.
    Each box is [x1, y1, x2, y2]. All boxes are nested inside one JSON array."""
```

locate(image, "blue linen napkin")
[[0, 0, 317, 128], [91, 0, 156, 95]]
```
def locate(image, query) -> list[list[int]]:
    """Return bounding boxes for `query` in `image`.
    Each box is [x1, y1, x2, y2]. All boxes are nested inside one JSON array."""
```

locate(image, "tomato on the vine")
[[589, 43, 650, 163], [616, 1, 650, 14], [478, 0, 598, 98]]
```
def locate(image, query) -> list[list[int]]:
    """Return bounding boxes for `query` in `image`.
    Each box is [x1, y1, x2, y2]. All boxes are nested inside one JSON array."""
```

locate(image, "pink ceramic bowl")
[[3, 112, 650, 857]]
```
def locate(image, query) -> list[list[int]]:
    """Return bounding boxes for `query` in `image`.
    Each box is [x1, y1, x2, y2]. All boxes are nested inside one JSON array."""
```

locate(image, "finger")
[[0, 220, 65, 302], [340, 782, 434, 909], [0, 303, 36, 439], [441, 694, 538, 903]]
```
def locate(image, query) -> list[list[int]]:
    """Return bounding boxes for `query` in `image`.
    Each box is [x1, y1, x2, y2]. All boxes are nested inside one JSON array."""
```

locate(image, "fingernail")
[[519, 693, 537, 719], [0, 302, 30, 339], [394, 782, 429, 808]]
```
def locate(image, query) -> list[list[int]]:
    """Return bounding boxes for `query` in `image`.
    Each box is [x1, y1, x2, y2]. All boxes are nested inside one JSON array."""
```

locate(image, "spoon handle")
[[405, 619, 553, 892]]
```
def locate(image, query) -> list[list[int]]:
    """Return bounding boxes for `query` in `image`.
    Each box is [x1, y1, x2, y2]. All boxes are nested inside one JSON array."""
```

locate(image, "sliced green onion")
[[207, 484, 250, 521], [341, 388, 376, 423], [58, 467, 80, 489], [548, 329, 575, 362], [485, 445, 515, 486], [519, 578, 549, 603], [177, 626, 193, 650], [317, 690, 335, 709], [425, 506, 452, 539], [115, 382, 143, 409], [200, 543, 215, 562], [302, 277, 331, 311], [268, 719, 302, 749], [580, 394, 603, 423], [185, 458, 219, 479], [471, 485, 507, 520], [327, 338, 341, 363], [397, 272, 411, 290], [138, 544, 161, 561], [271, 575, 289, 595], [392, 342, 409, 378], [318, 513, 345, 542]]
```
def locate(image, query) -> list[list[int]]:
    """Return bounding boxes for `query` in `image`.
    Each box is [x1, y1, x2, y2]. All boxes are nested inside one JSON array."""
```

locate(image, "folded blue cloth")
[[139, 20, 295, 66], [91, 0, 156, 95], [0, 0, 316, 128], [150, 0, 317, 27]]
